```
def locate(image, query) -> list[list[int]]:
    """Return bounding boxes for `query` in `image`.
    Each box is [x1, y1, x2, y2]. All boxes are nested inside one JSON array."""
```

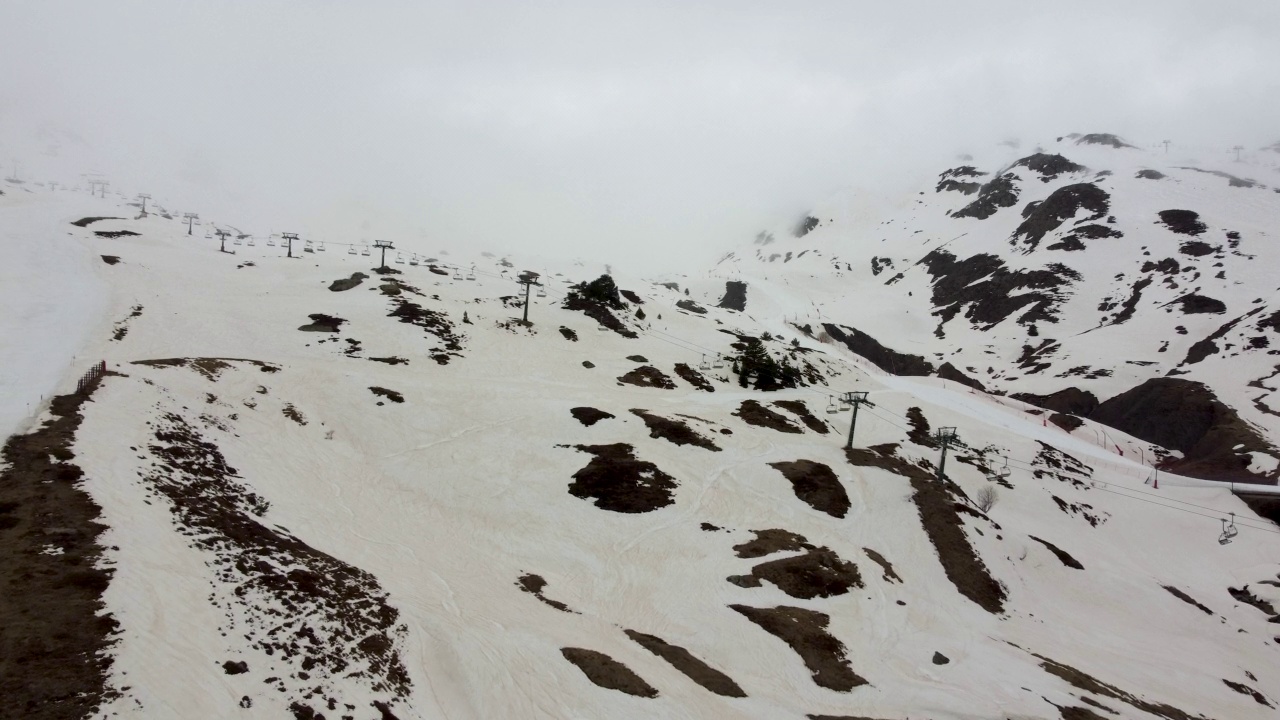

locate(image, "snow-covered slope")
[[6, 184, 1280, 720], [713, 134, 1280, 483]]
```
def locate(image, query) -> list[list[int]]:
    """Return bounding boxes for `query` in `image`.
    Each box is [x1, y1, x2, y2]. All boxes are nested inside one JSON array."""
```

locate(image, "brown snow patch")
[[729, 547, 863, 599], [624, 630, 746, 697], [516, 574, 577, 613], [369, 387, 404, 404], [730, 605, 867, 691], [910, 474, 1006, 614], [567, 444, 677, 513], [768, 460, 850, 518], [560, 648, 658, 698], [673, 363, 715, 392], [863, 548, 902, 583], [617, 366, 677, 389], [570, 407, 614, 427], [629, 409, 720, 451], [735, 400, 802, 434]]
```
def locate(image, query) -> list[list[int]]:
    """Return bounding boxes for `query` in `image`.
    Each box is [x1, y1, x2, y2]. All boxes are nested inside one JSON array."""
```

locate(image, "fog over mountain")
[[2, 1, 1278, 270]]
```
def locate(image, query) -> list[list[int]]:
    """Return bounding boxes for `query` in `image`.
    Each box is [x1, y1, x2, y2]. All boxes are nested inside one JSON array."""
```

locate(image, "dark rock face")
[[1013, 183, 1110, 251], [936, 362, 985, 391], [936, 165, 985, 195], [1075, 133, 1135, 148], [1158, 209, 1207, 236], [1175, 294, 1227, 315], [1090, 378, 1277, 482], [676, 299, 707, 314], [298, 314, 346, 332], [329, 273, 368, 292], [617, 366, 677, 389], [952, 173, 1019, 219], [1136, 169, 1166, 180], [1011, 387, 1100, 416], [717, 281, 747, 311], [794, 216, 820, 237], [1178, 240, 1216, 257], [1013, 153, 1085, 182], [821, 323, 934, 376], [570, 407, 614, 427], [919, 251, 1079, 332]]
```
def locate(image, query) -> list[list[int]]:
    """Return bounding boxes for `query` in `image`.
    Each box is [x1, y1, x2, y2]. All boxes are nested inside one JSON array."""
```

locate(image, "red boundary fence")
[[76, 360, 107, 395]]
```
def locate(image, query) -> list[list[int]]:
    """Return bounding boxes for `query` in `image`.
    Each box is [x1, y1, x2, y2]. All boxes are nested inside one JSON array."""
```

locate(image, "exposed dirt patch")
[[568, 444, 678, 513], [673, 363, 715, 392], [388, 298, 464, 364], [562, 294, 638, 338], [936, 362, 985, 391], [845, 443, 935, 483], [1076, 133, 1135, 148], [822, 323, 933, 376], [730, 605, 867, 691], [773, 400, 829, 434], [94, 230, 139, 238], [329, 272, 368, 291], [570, 407, 614, 427], [729, 547, 863, 599], [906, 407, 937, 448], [282, 404, 306, 425], [516, 574, 576, 613], [1049, 413, 1084, 432], [1181, 307, 1265, 365], [1174, 294, 1226, 315], [718, 281, 748, 311], [733, 529, 814, 558], [111, 304, 143, 341], [560, 648, 658, 698], [629, 409, 720, 451], [1158, 209, 1208, 236], [1163, 586, 1214, 615], [768, 460, 850, 518], [1228, 585, 1277, 615], [735, 400, 803, 434], [298, 313, 347, 332], [143, 414, 411, 711], [100, 255, 120, 265], [0, 376, 120, 719], [132, 357, 279, 380], [369, 386, 405, 404], [368, 356, 409, 365], [676, 299, 707, 315], [1012, 388, 1099, 416], [910, 474, 1006, 614], [1223, 679, 1272, 707], [863, 548, 902, 583], [71, 216, 122, 226], [1137, 169, 1167, 180], [617, 365, 677, 389], [625, 630, 746, 697], [1032, 651, 1209, 720], [1028, 536, 1084, 569]]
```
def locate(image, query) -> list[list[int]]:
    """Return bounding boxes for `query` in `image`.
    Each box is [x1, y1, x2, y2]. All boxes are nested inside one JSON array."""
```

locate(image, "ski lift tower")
[[372, 239, 394, 269], [137, 193, 151, 216], [842, 391, 872, 450], [933, 427, 959, 481], [215, 229, 233, 254], [281, 232, 300, 259], [184, 212, 199, 235], [517, 271, 542, 325]]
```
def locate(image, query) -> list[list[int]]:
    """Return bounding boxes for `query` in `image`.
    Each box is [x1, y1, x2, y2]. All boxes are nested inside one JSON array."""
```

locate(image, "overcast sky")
[[2, 1, 1277, 271]]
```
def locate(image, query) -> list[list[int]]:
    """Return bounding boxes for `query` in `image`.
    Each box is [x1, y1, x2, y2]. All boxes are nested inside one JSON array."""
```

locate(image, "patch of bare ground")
[[328, 272, 368, 291], [1032, 442, 1094, 489], [94, 230, 139, 238], [1228, 585, 1277, 615], [387, 298, 464, 364], [562, 296, 639, 338], [0, 375, 120, 719], [1163, 586, 1214, 615], [863, 548, 902, 583], [560, 648, 658, 697], [368, 356, 409, 365], [71, 216, 122, 226], [774, 399, 829, 434], [143, 414, 411, 711], [629, 409, 720, 450], [673, 362, 715, 391], [282, 403, 307, 425], [734, 529, 814, 558], [570, 407, 614, 426], [1223, 679, 1272, 707], [132, 357, 280, 381], [516, 574, 577, 613], [735, 400, 802, 433], [111, 304, 143, 341], [1032, 651, 1211, 720], [730, 605, 867, 691], [1028, 535, 1084, 569], [617, 365, 677, 389], [100, 254, 119, 265], [624, 630, 746, 697], [906, 407, 937, 447], [559, 326, 578, 341], [369, 387, 405, 404], [729, 547, 863, 599], [808, 716, 907, 720], [298, 314, 347, 332], [567, 444, 678, 513], [870, 447, 1006, 613], [768, 460, 850, 518]]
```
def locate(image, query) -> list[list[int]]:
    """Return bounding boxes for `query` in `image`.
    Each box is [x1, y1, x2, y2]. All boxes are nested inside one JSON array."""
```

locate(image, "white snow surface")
[[7, 175, 1280, 720]]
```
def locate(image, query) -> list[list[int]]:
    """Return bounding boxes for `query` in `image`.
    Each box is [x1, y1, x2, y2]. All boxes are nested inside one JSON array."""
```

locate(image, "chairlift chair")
[[266, 238, 275, 246], [233, 237, 242, 245], [409, 255, 419, 266], [825, 396, 840, 415], [247, 237, 255, 247], [361, 246, 371, 256], [1219, 513, 1238, 545], [536, 285, 547, 298], [318, 242, 326, 252], [698, 355, 710, 371], [453, 267, 463, 280], [347, 245, 357, 255], [711, 355, 725, 369], [395, 253, 405, 265], [466, 266, 476, 280]]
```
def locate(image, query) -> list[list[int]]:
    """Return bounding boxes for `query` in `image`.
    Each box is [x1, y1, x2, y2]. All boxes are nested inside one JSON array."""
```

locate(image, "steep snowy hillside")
[[7, 187, 1280, 720], [713, 134, 1280, 484]]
